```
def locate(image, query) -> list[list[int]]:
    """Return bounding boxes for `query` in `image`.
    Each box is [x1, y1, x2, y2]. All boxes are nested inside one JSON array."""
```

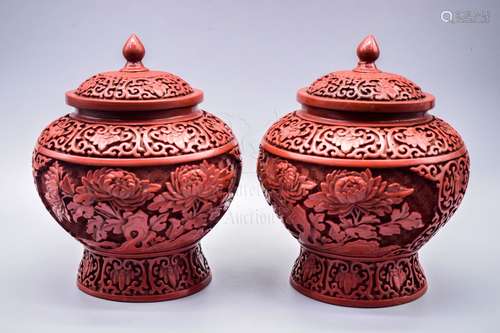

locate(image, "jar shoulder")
[[262, 111, 466, 162], [35, 110, 238, 160]]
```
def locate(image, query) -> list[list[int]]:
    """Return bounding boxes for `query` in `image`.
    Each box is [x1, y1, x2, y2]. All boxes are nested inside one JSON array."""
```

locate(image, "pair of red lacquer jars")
[[33, 34, 469, 307]]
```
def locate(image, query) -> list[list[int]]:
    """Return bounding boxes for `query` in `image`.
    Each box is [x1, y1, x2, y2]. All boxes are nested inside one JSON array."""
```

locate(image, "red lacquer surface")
[[257, 35, 469, 307], [33, 35, 241, 302]]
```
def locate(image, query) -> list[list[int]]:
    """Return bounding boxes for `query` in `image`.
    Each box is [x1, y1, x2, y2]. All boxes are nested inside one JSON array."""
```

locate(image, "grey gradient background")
[[1, 0, 499, 331]]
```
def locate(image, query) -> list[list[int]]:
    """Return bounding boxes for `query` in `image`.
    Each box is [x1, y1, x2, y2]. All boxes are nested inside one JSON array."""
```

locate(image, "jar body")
[[33, 108, 241, 301], [257, 108, 469, 307]]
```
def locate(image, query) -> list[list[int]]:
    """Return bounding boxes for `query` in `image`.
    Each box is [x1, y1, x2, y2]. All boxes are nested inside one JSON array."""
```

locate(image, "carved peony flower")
[[261, 158, 316, 203], [305, 169, 413, 217], [74, 169, 161, 209], [148, 161, 233, 214]]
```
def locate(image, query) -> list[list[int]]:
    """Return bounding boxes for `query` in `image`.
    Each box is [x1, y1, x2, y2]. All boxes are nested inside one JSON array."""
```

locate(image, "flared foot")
[[290, 246, 427, 307], [77, 243, 211, 302]]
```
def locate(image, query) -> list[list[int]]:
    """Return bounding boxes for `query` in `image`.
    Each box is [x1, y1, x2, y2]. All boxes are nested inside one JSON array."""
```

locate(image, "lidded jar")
[[33, 34, 241, 302], [257, 35, 469, 307]]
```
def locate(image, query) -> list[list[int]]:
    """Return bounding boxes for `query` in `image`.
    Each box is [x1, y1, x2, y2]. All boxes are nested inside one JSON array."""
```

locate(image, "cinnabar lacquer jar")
[[33, 34, 241, 302], [257, 35, 470, 307]]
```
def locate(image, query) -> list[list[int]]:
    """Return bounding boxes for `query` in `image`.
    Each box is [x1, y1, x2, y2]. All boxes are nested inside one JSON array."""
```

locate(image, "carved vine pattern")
[[264, 113, 464, 160], [306, 73, 426, 101], [78, 245, 210, 297], [37, 111, 235, 158], [75, 73, 194, 100], [36, 156, 239, 254]]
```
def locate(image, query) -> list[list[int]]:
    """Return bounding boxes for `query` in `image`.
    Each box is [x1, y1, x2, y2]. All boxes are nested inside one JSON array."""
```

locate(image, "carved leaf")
[[60, 174, 75, 196], [344, 224, 378, 240], [147, 193, 173, 213], [287, 206, 311, 240], [86, 215, 107, 241], [379, 203, 424, 236], [150, 213, 169, 232]]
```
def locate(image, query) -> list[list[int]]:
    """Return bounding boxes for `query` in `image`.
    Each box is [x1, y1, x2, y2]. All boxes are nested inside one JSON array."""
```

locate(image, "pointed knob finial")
[[354, 35, 380, 72], [121, 34, 148, 72]]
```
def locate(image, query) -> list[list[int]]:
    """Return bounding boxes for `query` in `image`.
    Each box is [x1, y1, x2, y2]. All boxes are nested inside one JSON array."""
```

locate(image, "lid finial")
[[355, 35, 380, 72], [121, 34, 148, 72]]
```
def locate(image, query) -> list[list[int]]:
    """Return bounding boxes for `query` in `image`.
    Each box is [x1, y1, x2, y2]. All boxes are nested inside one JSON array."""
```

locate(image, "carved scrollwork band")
[[291, 247, 426, 306], [36, 111, 237, 165], [77, 244, 211, 301], [306, 72, 426, 101], [75, 72, 194, 100], [262, 112, 465, 166]]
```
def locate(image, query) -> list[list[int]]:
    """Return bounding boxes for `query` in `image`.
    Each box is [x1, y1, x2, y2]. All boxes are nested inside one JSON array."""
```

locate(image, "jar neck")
[[72, 106, 201, 123], [299, 105, 431, 125]]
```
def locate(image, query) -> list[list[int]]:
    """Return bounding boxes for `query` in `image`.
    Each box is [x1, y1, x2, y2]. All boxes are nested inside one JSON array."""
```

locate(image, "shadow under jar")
[[33, 34, 241, 302], [257, 35, 469, 307]]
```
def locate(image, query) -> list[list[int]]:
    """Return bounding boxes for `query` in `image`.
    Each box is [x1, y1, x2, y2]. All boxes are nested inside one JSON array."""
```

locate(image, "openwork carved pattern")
[[258, 153, 425, 257], [78, 244, 210, 298], [291, 249, 426, 302], [264, 112, 464, 159], [407, 154, 470, 252], [35, 155, 240, 254], [306, 72, 426, 101], [75, 73, 194, 100], [36, 111, 235, 158]]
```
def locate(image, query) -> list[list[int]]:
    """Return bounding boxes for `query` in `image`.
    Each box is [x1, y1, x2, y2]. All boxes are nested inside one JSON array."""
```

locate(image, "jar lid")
[[297, 35, 435, 112], [66, 34, 203, 111]]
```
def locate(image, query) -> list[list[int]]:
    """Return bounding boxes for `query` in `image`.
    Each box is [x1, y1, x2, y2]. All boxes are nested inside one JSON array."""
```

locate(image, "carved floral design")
[[74, 169, 161, 209], [78, 244, 210, 299], [36, 111, 235, 158], [258, 154, 424, 256], [306, 74, 426, 101], [75, 73, 194, 100], [37, 157, 238, 254], [291, 249, 426, 302], [304, 169, 413, 216], [259, 158, 316, 217], [263, 113, 464, 160], [148, 161, 233, 215], [88, 132, 122, 150]]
